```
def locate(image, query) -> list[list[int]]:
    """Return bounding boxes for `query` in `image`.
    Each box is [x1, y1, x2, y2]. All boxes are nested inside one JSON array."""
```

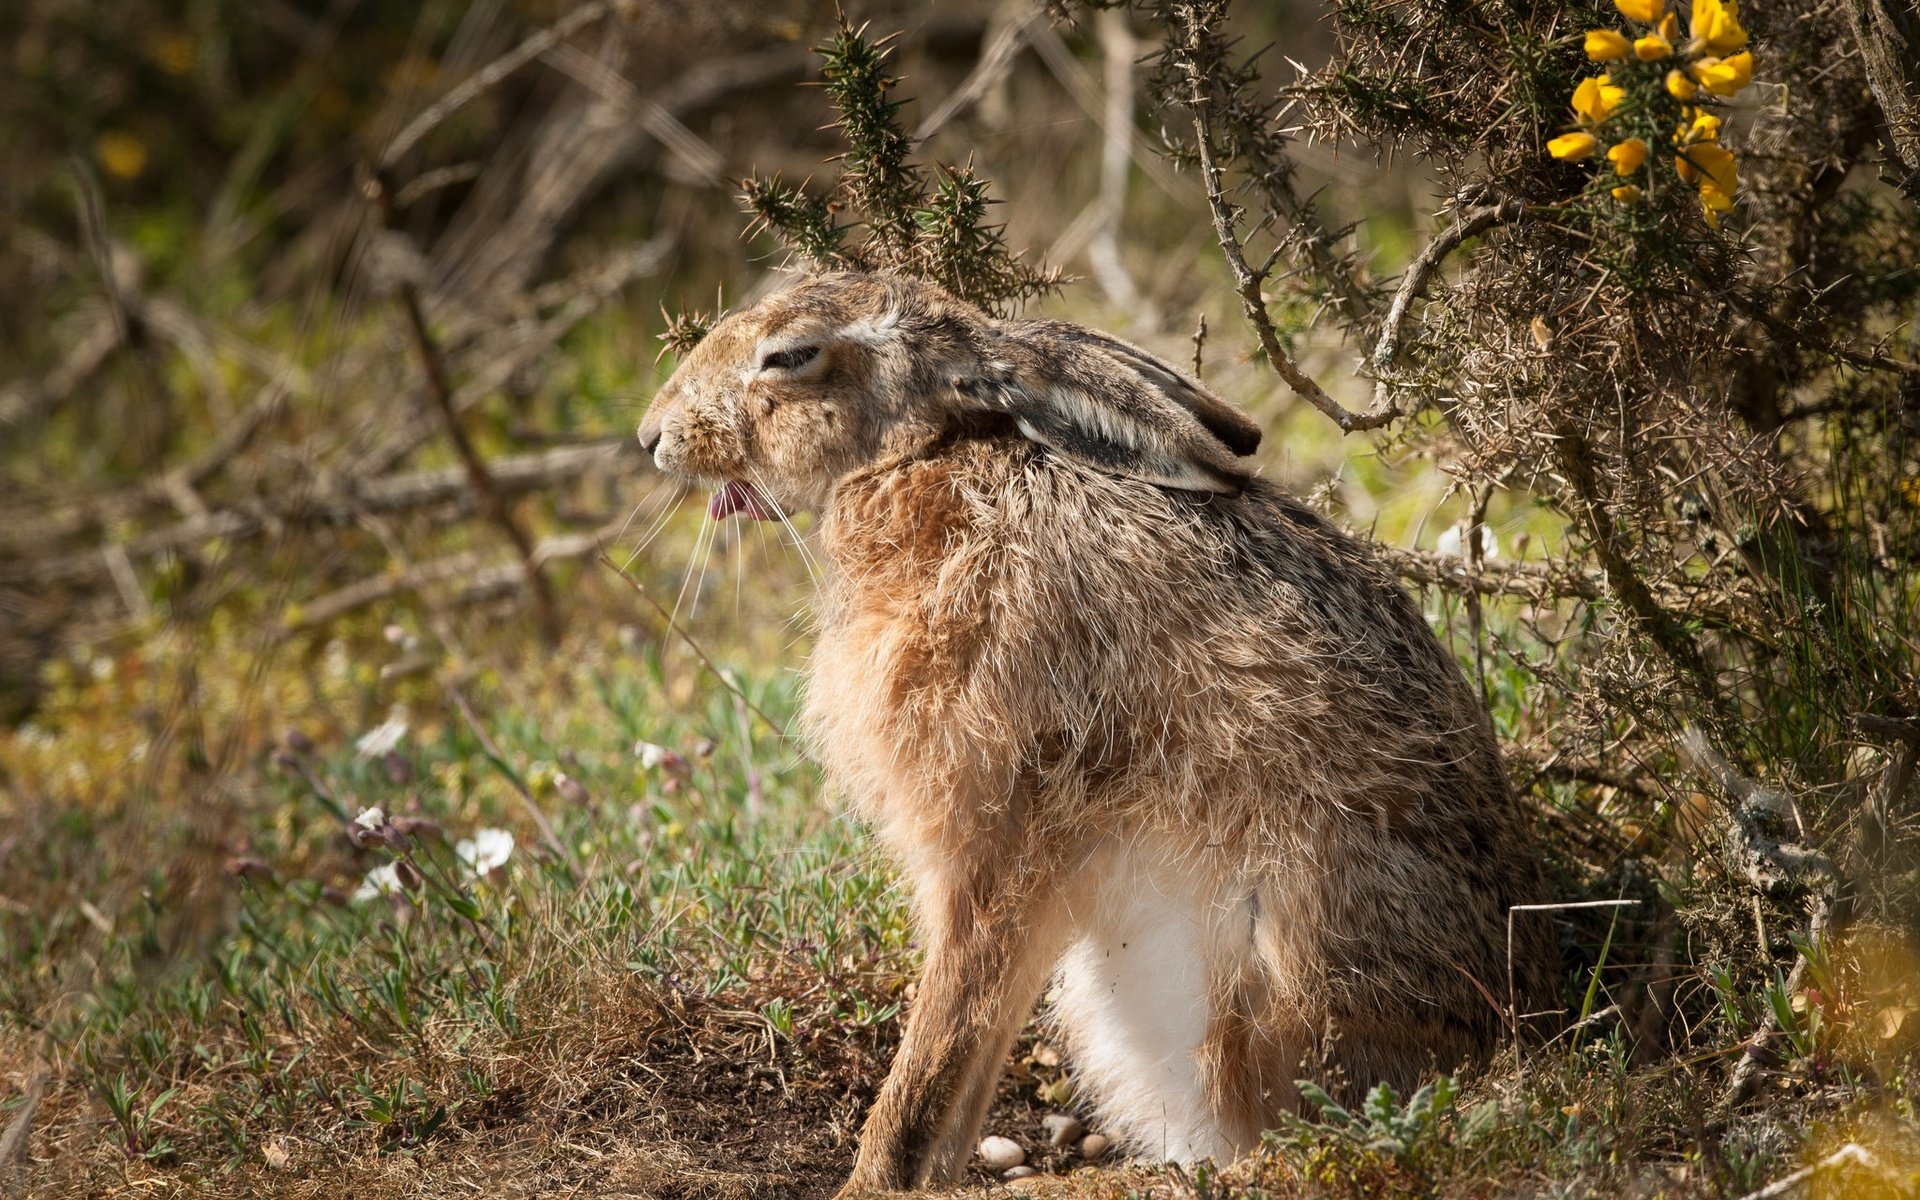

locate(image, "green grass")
[[2, 563, 916, 1195]]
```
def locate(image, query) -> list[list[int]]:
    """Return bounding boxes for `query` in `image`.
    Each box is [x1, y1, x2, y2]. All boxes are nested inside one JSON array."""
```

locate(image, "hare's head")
[[638, 272, 1262, 519]]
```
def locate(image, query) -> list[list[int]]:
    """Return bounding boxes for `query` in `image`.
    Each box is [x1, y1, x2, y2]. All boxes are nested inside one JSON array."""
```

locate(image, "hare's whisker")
[[664, 513, 712, 652], [621, 483, 689, 572], [685, 507, 720, 621], [732, 513, 745, 617], [748, 465, 822, 587], [610, 473, 676, 547]]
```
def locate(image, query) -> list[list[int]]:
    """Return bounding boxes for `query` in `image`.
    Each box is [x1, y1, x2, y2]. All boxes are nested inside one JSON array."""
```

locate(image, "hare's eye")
[[758, 345, 820, 373]]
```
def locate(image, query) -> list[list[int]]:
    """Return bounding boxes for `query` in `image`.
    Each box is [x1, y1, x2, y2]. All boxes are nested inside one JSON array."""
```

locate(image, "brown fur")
[[637, 273, 1555, 1195]]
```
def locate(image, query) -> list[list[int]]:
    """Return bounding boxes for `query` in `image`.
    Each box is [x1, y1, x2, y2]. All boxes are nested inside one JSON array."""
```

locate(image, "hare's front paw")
[[830, 1174, 909, 1200]]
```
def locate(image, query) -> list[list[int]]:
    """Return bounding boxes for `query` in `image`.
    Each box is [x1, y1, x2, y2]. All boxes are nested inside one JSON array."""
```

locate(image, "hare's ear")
[[957, 321, 1261, 494]]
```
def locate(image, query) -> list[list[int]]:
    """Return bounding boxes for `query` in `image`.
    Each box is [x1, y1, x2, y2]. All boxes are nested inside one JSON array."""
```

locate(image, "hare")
[[637, 272, 1555, 1194]]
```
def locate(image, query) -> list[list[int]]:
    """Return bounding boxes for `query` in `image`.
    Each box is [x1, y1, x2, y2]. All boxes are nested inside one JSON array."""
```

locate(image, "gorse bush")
[[738, 17, 1062, 316], [1107, 0, 1920, 1099]]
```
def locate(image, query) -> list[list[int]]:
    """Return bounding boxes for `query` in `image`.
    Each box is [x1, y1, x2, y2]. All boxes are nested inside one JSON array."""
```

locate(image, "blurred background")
[[0, 0, 1506, 723]]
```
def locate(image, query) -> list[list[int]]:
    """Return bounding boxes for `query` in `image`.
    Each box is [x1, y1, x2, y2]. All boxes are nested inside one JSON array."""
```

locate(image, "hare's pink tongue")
[[708, 480, 778, 521]]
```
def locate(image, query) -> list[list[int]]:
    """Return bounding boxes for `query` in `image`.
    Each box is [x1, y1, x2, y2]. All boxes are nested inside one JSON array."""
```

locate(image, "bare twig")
[[1548, 1003, 1623, 1046], [285, 523, 627, 635], [0, 1066, 49, 1193], [1677, 727, 1837, 896], [445, 682, 581, 875], [1171, 6, 1394, 434], [915, 8, 1042, 139], [541, 42, 726, 185], [378, 0, 616, 170], [359, 235, 672, 474], [1678, 727, 1844, 1110], [1553, 426, 1724, 709], [1085, 10, 1149, 320], [365, 174, 561, 644], [1029, 22, 1184, 201], [284, 552, 483, 633], [1383, 547, 1606, 603], [0, 440, 631, 586], [0, 313, 117, 431], [1857, 713, 1919, 863]]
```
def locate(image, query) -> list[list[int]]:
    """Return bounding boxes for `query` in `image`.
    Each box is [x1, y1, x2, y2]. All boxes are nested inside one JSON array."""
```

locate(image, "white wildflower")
[[352, 862, 403, 901], [635, 740, 669, 768], [1436, 523, 1500, 561], [456, 828, 515, 876], [355, 707, 409, 759], [353, 807, 387, 831]]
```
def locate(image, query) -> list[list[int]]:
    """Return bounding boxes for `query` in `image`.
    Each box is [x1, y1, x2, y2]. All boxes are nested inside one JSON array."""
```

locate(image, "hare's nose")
[[639, 427, 663, 456]]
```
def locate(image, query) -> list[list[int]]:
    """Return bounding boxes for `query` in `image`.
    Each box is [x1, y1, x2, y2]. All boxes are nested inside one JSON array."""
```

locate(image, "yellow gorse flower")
[[1587, 29, 1633, 59], [1692, 50, 1754, 96], [95, 132, 147, 180], [1572, 75, 1627, 123], [1556, 0, 1754, 231], [1682, 142, 1738, 194], [1690, 0, 1748, 53], [1550, 132, 1601, 160], [1609, 137, 1650, 174], [1699, 182, 1735, 225], [1681, 109, 1722, 143]]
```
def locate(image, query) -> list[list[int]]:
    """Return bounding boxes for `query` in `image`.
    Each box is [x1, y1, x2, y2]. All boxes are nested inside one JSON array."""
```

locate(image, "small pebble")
[[1042, 1113, 1084, 1148], [977, 1134, 1026, 1171], [1076, 1133, 1111, 1161], [1004, 1165, 1038, 1180]]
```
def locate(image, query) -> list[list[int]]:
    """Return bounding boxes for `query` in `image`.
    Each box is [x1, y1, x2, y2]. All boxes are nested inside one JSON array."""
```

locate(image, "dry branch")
[[359, 235, 673, 474], [0, 440, 633, 587], [284, 523, 629, 634], [1678, 727, 1837, 896], [378, 0, 618, 171], [1733, 1143, 1891, 1200], [915, 9, 1043, 140], [1029, 22, 1185, 201], [1384, 546, 1606, 603], [0, 314, 117, 433]]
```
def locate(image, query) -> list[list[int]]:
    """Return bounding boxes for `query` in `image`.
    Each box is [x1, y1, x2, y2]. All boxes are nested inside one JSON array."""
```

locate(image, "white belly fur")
[[1050, 847, 1242, 1164]]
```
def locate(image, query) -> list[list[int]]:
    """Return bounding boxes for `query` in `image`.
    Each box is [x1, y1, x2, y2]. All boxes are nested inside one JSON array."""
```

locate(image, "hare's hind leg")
[[1051, 849, 1252, 1164]]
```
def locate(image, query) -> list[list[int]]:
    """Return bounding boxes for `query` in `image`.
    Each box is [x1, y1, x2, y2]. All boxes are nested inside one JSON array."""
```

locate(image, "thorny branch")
[[1371, 199, 1525, 372], [1170, 4, 1398, 434]]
